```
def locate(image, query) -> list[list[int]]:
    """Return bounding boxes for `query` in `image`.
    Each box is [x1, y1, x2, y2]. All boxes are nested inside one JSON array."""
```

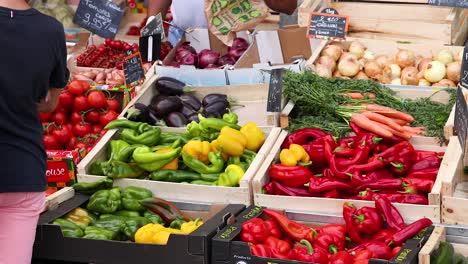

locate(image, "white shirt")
[[171, 0, 207, 31]]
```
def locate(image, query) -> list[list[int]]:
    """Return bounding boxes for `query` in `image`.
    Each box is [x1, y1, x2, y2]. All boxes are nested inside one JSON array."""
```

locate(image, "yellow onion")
[[349, 40, 366, 59], [321, 45, 342, 61], [435, 49, 454, 65], [446, 61, 461, 82], [363, 50, 376, 60], [364, 61, 382, 79], [338, 56, 360, 77], [395, 49, 416, 68], [333, 70, 343, 78], [316, 56, 336, 72], [315, 64, 333, 78], [384, 64, 401, 79], [424, 61, 446, 83], [418, 79, 431, 87], [355, 71, 369, 80], [456, 50, 463, 62], [417, 58, 432, 72], [433, 79, 456, 88], [400, 66, 419, 85], [375, 55, 390, 67]]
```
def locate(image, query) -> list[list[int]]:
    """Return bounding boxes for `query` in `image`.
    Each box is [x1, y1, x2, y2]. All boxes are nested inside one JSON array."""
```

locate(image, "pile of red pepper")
[[264, 125, 444, 205], [241, 196, 433, 264]]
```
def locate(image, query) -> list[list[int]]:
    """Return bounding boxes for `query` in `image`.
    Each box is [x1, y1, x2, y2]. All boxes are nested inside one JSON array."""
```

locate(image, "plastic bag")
[[205, 0, 269, 46]]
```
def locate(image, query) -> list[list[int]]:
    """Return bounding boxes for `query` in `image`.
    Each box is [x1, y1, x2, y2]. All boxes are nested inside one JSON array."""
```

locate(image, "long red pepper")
[[329, 155, 352, 179], [391, 218, 433, 246], [348, 158, 385, 173], [308, 177, 353, 193], [349, 241, 392, 260], [409, 156, 442, 173], [263, 209, 316, 243], [264, 181, 315, 197], [336, 144, 370, 168], [343, 202, 368, 243], [282, 128, 329, 149], [374, 195, 405, 233], [403, 178, 434, 193], [377, 193, 429, 205], [354, 178, 403, 193], [268, 164, 312, 187], [372, 229, 394, 245], [406, 168, 439, 181]]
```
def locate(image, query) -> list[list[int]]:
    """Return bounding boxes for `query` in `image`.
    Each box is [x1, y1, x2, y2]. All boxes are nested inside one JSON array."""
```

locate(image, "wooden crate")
[[419, 226, 468, 263], [252, 129, 461, 223], [298, 0, 468, 45], [44, 187, 75, 212], [76, 126, 281, 205], [120, 79, 281, 127], [443, 89, 468, 139]]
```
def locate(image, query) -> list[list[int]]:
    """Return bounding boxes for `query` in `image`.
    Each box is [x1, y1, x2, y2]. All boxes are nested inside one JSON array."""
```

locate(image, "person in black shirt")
[[0, 0, 69, 263]]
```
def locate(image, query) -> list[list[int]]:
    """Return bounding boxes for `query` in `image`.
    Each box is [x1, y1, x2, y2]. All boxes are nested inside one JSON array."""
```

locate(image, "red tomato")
[[59, 91, 74, 108], [86, 146, 94, 153], [73, 96, 89, 112], [39, 112, 52, 122], [91, 124, 103, 134], [73, 122, 91, 137], [131, 43, 138, 49], [106, 98, 120, 112], [51, 112, 67, 125], [71, 112, 83, 124], [100, 129, 108, 136], [52, 126, 72, 146], [66, 136, 77, 150], [43, 123, 56, 135], [68, 80, 86, 95], [99, 110, 119, 127], [43, 134, 59, 150], [105, 38, 112, 46], [74, 142, 88, 151], [87, 90, 107, 108], [63, 122, 73, 133], [85, 110, 101, 123]]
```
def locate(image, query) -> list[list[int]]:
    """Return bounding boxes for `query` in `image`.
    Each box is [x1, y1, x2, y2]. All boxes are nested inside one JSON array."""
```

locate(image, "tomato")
[[71, 112, 83, 124], [88, 44, 96, 50], [99, 110, 119, 127], [105, 38, 112, 46], [59, 91, 74, 108], [85, 110, 101, 123], [39, 112, 52, 123], [73, 95, 89, 112], [72, 122, 91, 137], [114, 41, 123, 50], [106, 98, 120, 112], [100, 129, 108, 136], [52, 126, 72, 146], [86, 146, 94, 153], [45, 187, 57, 196], [63, 122, 73, 133], [87, 90, 107, 109], [74, 142, 88, 151], [68, 80, 86, 95], [132, 47, 139, 53], [43, 123, 56, 135], [51, 112, 67, 125], [91, 124, 103, 134], [131, 43, 138, 49], [43, 134, 59, 150]]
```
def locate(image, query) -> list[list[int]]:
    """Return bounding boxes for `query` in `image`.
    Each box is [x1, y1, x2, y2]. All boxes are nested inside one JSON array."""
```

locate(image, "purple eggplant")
[[179, 93, 202, 111], [148, 109, 164, 125], [187, 113, 199, 122], [164, 112, 188, 127], [202, 100, 230, 117], [180, 103, 198, 118], [150, 95, 182, 118], [125, 103, 150, 123], [155, 77, 193, 96], [202, 93, 228, 107]]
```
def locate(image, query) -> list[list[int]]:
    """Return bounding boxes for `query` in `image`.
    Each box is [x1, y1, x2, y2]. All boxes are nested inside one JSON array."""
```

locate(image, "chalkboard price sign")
[[141, 13, 164, 38], [454, 87, 468, 154], [73, 0, 125, 39], [461, 46, 468, 89], [267, 69, 283, 112], [428, 0, 468, 9], [307, 12, 349, 41], [123, 50, 145, 86]]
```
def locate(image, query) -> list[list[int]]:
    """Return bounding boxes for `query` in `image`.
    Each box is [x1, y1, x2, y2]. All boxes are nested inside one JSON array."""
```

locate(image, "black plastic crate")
[[212, 205, 434, 264], [33, 193, 245, 264]]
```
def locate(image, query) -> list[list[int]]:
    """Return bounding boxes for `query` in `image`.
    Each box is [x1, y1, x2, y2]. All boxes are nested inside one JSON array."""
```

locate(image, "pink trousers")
[[0, 192, 45, 264]]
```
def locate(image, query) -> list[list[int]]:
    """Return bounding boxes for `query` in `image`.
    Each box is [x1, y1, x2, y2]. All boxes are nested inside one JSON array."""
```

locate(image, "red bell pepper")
[[392, 246, 402, 257], [353, 206, 383, 236], [348, 159, 385, 173], [314, 232, 345, 254], [268, 164, 312, 187], [372, 229, 394, 245], [377, 193, 429, 205], [400, 182, 418, 194], [329, 251, 354, 264], [406, 167, 438, 181], [264, 219, 282, 239], [289, 240, 329, 264], [354, 133, 383, 150], [409, 156, 441, 173], [308, 177, 354, 194], [350, 241, 392, 260], [350, 168, 393, 186], [403, 178, 434, 193], [250, 244, 271, 257], [318, 224, 346, 241], [263, 209, 316, 243], [353, 249, 373, 261], [263, 181, 315, 197], [309, 137, 327, 168], [354, 179, 403, 193], [343, 202, 368, 243], [324, 139, 334, 163], [323, 189, 340, 198], [356, 189, 379, 201], [282, 128, 329, 149], [241, 218, 270, 244], [374, 195, 405, 232], [391, 218, 432, 246], [263, 236, 290, 259]]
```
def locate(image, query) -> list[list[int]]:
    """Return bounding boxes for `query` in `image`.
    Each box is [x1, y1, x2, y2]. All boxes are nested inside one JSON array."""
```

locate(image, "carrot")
[[366, 93, 376, 99], [361, 111, 405, 132], [342, 93, 364, 99], [350, 113, 394, 138], [364, 104, 415, 122], [379, 123, 414, 140], [388, 117, 408, 126], [403, 126, 425, 135]]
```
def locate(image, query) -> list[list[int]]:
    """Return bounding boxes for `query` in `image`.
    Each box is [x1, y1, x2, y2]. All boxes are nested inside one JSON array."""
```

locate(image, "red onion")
[[198, 50, 220, 69], [179, 52, 198, 67], [176, 49, 193, 62], [176, 42, 197, 55], [218, 55, 236, 66], [232, 37, 249, 50], [228, 48, 246, 61]]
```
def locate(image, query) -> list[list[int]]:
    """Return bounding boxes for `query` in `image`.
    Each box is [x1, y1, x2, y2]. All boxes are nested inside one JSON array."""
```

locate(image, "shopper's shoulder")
[[33, 11, 64, 36]]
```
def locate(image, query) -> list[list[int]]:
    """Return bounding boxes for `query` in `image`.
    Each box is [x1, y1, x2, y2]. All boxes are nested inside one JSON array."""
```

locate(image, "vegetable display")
[[76, 39, 140, 69], [315, 40, 462, 87], [54, 184, 203, 243], [283, 71, 455, 140], [88, 115, 265, 187], [241, 198, 432, 263], [170, 38, 248, 69], [40, 80, 121, 154], [431, 241, 468, 264], [264, 125, 444, 205]]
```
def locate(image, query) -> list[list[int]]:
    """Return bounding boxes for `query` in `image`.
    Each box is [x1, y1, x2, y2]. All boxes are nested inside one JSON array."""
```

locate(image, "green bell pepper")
[[169, 218, 186, 230], [109, 140, 130, 161], [159, 132, 190, 145], [101, 161, 145, 179], [94, 215, 126, 235], [218, 164, 245, 187], [144, 210, 166, 225], [64, 207, 95, 229], [114, 210, 141, 217], [89, 161, 106, 175], [83, 226, 115, 240], [113, 144, 145, 162], [72, 178, 113, 195], [122, 186, 153, 212], [87, 187, 122, 214], [181, 151, 224, 174], [122, 216, 150, 241], [133, 146, 181, 172], [121, 127, 160, 146], [149, 170, 201, 182], [53, 218, 84, 238], [222, 109, 238, 124], [104, 120, 143, 131], [198, 115, 241, 131]]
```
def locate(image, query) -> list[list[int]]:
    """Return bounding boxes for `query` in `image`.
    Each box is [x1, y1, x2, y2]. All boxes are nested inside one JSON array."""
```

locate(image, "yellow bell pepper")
[[210, 139, 230, 161], [135, 223, 183, 244], [217, 126, 247, 156], [180, 218, 203, 234], [279, 144, 311, 166], [157, 148, 179, 170], [182, 140, 212, 164], [240, 122, 265, 152]]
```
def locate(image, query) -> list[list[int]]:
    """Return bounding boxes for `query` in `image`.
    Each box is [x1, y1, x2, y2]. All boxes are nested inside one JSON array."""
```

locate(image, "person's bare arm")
[[263, 0, 297, 15], [37, 88, 62, 113], [147, 0, 172, 18]]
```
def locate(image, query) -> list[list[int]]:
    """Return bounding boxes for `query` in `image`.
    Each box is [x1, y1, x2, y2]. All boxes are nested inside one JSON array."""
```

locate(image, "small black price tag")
[[267, 68, 283, 112], [123, 50, 145, 86], [461, 45, 468, 89], [454, 87, 468, 154], [73, 0, 125, 39], [307, 12, 349, 40], [141, 13, 164, 38], [428, 0, 468, 9]]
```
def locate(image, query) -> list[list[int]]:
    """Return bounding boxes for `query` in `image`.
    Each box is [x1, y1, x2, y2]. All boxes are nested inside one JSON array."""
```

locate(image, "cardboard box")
[[46, 150, 84, 188]]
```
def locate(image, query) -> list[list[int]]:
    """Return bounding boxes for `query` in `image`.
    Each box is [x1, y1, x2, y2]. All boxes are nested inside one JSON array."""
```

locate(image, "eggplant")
[[164, 112, 188, 127], [179, 93, 202, 111], [155, 77, 192, 96], [126, 103, 150, 122], [203, 100, 230, 117], [202, 111, 222, 118], [150, 96, 182, 118], [148, 109, 164, 125], [202, 93, 228, 107], [187, 113, 199, 122], [180, 103, 198, 118]]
